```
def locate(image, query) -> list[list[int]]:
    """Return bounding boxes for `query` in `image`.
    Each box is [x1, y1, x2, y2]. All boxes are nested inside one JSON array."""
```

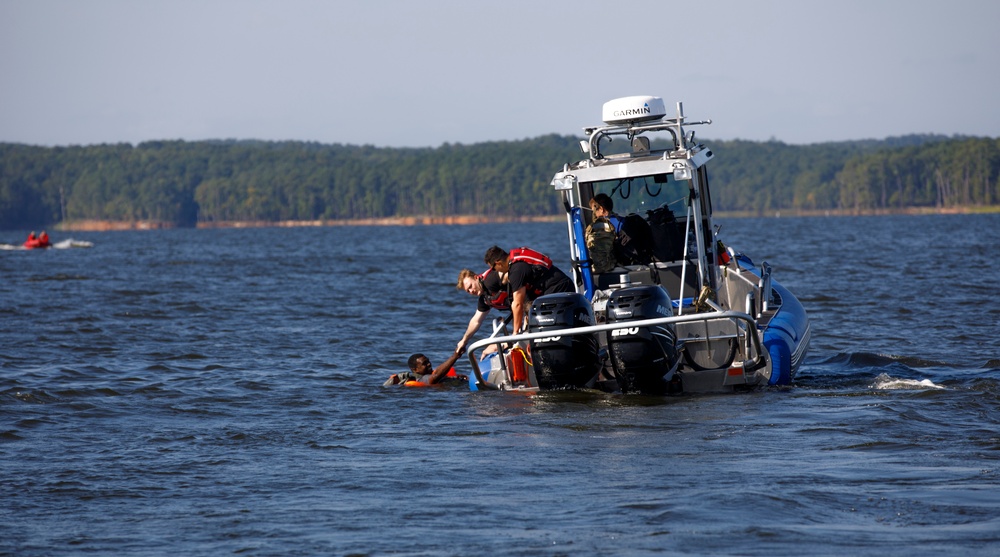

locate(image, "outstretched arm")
[[428, 349, 465, 385], [457, 309, 489, 353]]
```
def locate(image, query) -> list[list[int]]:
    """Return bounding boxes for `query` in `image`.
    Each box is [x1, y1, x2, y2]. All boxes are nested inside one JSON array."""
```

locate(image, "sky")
[[2, 0, 998, 148]]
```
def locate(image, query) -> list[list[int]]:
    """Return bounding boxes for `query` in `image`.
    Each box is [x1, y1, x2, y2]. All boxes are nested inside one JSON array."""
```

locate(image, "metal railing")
[[466, 309, 766, 390]]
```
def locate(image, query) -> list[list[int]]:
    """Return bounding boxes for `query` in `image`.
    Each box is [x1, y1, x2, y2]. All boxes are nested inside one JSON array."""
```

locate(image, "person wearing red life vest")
[[483, 246, 574, 335], [455, 267, 510, 354], [383, 350, 466, 386], [24, 230, 53, 249]]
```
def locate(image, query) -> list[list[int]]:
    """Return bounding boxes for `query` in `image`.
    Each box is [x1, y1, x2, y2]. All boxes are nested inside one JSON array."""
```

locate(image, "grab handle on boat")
[[466, 314, 516, 390], [677, 192, 693, 315], [759, 262, 772, 315]]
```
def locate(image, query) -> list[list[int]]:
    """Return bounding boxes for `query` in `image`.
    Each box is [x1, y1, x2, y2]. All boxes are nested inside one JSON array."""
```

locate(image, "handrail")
[[589, 126, 678, 159], [677, 195, 693, 316], [585, 117, 713, 160], [759, 262, 772, 315], [464, 317, 511, 390], [466, 309, 765, 389]]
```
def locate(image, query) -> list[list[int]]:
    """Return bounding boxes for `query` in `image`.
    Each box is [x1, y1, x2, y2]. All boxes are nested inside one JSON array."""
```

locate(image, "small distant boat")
[[467, 96, 810, 394], [23, 232, 51, 249], [1, 236, 94, 250]]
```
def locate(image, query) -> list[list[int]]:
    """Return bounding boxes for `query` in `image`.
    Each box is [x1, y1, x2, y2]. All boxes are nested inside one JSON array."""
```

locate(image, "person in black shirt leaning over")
[[483, 246, 574, 335]]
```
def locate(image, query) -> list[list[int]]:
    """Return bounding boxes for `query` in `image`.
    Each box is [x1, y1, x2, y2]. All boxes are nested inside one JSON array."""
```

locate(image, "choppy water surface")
[[2, 215, 999, 556]]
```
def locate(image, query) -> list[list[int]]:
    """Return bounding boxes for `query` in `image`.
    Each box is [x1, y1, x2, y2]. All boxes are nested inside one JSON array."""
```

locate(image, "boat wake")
[[52, 239, 94, 249], [870, 372, 945, 390], [795, 351, 1000, 393]]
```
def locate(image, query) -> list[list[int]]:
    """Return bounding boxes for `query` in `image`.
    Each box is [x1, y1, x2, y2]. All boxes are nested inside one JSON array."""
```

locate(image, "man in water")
[[383, 349, 467, 386], [483, 246, 574, 335]]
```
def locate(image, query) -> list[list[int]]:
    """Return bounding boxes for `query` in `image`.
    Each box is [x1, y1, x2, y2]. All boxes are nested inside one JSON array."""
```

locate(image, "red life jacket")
[[478, 268, 510, 310], [508, 247, 552, 269], [508, 247, 553, 299]]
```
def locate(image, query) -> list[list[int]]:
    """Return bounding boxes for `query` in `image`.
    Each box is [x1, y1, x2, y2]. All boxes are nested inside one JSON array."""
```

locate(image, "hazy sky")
[[2, 0, 998, 148]]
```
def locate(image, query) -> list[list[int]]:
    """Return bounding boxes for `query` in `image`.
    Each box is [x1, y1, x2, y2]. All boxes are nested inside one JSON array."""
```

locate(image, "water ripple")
[[2, 219, 999, 556]]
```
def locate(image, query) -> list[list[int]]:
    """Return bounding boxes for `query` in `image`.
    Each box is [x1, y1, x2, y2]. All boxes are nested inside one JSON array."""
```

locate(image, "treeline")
[[705, 135, 1000, 212], [1, 134, 998, 230]]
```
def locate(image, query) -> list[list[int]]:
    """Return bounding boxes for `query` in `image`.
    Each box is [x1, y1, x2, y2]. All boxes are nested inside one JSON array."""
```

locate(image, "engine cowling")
[[528, 293, 601, 390], [606, 285, 680, 394]]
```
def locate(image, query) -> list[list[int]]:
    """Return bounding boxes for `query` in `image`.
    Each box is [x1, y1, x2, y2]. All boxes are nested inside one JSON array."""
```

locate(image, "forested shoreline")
[[2, 134, 998, 230]]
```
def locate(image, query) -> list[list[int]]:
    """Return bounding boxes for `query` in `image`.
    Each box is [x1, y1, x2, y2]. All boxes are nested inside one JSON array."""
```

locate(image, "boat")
[[1, 237, 94, 250], [466, 96, 810, 394], [23, 231, 51, 249]]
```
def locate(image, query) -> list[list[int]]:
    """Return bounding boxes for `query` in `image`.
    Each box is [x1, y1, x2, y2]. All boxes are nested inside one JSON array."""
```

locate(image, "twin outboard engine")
[[528, 293, 602, 389], [606, 285, 680, 394]]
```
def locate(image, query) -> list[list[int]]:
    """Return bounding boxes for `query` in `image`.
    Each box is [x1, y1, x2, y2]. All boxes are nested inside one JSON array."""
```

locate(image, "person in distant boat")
[[24, 231, 47, 249], [484, 246, 574, 335], [37, 231, 50, 247], [383, 349, 467, 386], [455, 267, 510, 355]]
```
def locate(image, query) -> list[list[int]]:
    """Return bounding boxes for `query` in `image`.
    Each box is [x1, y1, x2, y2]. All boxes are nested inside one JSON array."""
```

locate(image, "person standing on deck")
[[590, 193, 622, 230], [483, 246, 574, 335], [587, 194, 622, 274]]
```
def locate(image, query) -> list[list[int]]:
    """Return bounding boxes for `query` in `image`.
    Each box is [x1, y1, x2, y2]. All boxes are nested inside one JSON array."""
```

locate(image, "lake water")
[[2, 214, 999, 556]]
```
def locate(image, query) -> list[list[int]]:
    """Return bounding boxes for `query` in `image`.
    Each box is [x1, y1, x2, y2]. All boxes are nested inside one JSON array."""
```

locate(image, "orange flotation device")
[[401, 367, 459, 387], [508, 347, 530, 383]]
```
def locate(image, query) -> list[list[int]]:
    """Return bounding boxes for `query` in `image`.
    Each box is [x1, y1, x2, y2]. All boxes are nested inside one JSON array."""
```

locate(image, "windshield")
[[587, 174, 690, 218]]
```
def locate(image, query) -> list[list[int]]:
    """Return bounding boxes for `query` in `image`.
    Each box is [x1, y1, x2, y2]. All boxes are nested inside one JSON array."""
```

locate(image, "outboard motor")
[[606, 285, 680, 394], [528, 292, 601, 390]]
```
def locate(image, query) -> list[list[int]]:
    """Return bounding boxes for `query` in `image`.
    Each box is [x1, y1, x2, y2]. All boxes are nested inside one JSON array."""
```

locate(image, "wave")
[[815, 351, 963, 369], [870, 372, 944, 390], [53, 239, 94, 249], [798, 351, 1000, 393]]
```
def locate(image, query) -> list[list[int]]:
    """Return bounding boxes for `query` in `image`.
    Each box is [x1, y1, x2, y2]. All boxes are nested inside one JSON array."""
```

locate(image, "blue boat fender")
[[764, 331, 793, 385]]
